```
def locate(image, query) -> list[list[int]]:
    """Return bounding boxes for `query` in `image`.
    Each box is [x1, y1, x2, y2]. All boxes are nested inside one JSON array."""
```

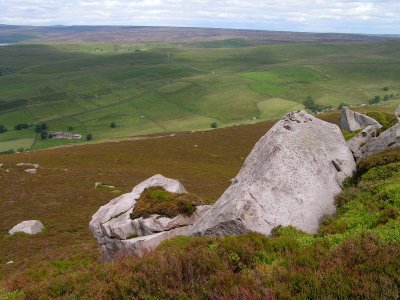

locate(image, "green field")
[[1, 40, 400, 151]]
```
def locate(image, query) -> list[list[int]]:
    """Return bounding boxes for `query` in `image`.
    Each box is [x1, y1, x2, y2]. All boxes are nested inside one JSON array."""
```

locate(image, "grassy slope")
[[0, 113, 399, 299], [1, 41, 400, 151], [0, 114, 340, 279]]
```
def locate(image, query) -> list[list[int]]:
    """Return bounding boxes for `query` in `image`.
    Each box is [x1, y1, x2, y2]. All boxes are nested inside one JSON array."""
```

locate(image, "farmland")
[[0, 27, 400, 152]]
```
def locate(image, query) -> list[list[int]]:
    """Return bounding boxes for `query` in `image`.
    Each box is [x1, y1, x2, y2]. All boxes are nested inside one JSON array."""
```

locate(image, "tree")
[[110, 122, 116, 128], [383, 95, 390, 101], [383, 86, 390, 91], [35, 122, 47, 133], [210, 122, 218, 129], [369, 95, 381, 104], [40, 131, 48, 140], [338, 102, 349, 109], [68, 126, 74, 131], [14, 123, 30, 130], [0, 124, 7, 133], [86, 133, 93, 141]]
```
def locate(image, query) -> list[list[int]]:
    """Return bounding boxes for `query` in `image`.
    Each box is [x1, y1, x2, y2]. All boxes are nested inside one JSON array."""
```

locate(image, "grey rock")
[[100, 226, 190, 260], [347, 124, 382, 156], [9, 220, 44, 235], [89, 174, 187, 242], [395, 104, 400, 122], [339, 109, 381, 132], [357, 123, 400, 161], [190, 111, 356, 237], [24, 169, 37, 174], [89, 174, 211, 260], [17, 163, 39, 169]]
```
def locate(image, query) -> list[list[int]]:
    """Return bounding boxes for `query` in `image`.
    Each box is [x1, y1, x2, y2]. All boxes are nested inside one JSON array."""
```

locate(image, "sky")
[[0, 0, 399, 34]]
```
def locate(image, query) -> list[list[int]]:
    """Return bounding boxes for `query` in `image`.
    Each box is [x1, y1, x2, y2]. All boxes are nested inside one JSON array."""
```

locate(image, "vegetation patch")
[[366, 111, 398, 131], [130, 187, 203, 219], [341, 128, 362, 140]]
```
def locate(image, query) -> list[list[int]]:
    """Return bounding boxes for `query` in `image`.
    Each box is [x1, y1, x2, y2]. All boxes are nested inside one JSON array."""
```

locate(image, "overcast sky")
[[0, 0, 399, 34]]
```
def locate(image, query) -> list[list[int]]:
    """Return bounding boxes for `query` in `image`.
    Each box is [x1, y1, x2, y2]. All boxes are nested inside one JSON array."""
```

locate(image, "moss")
[[130, 187, 203, 219], [341, 129, 362, 140]]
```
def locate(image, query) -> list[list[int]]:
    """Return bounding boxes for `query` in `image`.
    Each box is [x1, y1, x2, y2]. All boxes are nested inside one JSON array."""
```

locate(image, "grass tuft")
[[130, 187, 204, 219]]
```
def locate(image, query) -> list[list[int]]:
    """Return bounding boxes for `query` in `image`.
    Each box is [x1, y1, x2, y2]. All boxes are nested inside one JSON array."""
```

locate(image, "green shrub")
[[357, 148, 400, 175], [366, 111, 397, 130], [0, 124, 7, 133]]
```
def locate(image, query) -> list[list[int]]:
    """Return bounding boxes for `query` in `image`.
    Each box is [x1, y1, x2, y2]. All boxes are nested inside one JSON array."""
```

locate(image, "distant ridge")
[[0, 24, 398, 44]]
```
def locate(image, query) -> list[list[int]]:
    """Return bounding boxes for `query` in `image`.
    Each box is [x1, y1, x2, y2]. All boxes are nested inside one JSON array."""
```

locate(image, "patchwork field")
[[1, 33, 400, 152]]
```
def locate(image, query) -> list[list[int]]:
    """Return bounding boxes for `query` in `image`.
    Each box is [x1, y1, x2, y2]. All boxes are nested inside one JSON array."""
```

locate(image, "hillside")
[[0, 25, 396, 44], [0, 112, 399, 299], [0, 34, 400, 152]]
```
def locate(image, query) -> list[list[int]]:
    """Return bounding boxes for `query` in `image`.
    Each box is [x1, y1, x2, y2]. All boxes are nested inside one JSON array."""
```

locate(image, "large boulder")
[[339, 109, 381, 132], [190, 111, 356, 237], [396, 104, 400, 122], [355, 123, 400, 161], [9, 220, 44, 235], [89, 174, 211, 260]]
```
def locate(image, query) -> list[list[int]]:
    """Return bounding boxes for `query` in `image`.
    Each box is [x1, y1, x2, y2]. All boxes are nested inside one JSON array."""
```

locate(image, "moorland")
[[0, 26, 399, 299]]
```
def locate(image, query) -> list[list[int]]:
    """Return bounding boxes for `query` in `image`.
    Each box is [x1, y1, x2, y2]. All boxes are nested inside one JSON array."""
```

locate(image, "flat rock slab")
[[9, 220, 44, 235], [190, 111, 356, 237]]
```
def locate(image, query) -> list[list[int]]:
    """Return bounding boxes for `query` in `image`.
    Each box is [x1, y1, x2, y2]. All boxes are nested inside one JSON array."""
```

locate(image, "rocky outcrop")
[[396, 104, 400, 122], [355, 123, 400, 161], [9, 220, 44, 235], [190, 111, 356, 237], [339, 109, 381, 132], [89, 174, 211, 260], [347, 124, 382, 158]]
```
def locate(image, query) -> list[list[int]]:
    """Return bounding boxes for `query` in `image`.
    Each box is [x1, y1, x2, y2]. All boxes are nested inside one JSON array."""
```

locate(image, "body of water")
[[0, 43, 12, 46]]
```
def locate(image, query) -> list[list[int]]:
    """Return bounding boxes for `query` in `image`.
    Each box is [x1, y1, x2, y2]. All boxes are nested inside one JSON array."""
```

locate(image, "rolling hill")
[[0, 26, 399, 152]]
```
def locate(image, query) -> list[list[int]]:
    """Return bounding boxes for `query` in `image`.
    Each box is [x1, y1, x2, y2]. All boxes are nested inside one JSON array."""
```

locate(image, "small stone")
[[6, 261, 14, 265], [25, 169, 37, 174], [9, 220, 44, 235]]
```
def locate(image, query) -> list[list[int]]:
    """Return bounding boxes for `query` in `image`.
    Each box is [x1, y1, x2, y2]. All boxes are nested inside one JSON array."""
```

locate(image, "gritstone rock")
[[190, 111, 356, 237]]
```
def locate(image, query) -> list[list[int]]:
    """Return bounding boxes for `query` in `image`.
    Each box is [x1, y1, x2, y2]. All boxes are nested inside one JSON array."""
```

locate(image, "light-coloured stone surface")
[[347, 124, 382, 157], [99, 226, 190, 260], [339, 109, 381, 132], [356, 123, 400, 161], [24, 169, 37, 174], [17, 163, 39, 169], [190, 111, 356, 237], [9, 220, 44, 235], [395, 104, 400, 122], [90, 174, 211, 260], [89, 174, 187, 241]]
